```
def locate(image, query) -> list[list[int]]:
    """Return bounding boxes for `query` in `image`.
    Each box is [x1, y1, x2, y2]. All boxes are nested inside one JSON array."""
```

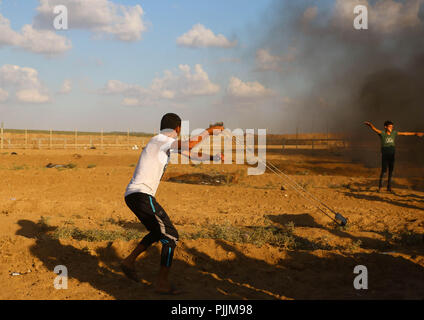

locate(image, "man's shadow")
[[16, 219, 160, 299], [341, 179, 424, 210], [15, 219, 277, 299], [184, 238, 424, 299]]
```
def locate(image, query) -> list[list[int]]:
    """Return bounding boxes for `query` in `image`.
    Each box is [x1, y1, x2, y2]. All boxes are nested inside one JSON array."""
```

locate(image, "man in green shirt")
[[364, 121, 424, 192]]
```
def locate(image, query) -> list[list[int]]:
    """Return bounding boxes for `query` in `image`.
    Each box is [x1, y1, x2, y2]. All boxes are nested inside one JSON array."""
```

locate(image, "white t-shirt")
[[125, 134, 176, 197]]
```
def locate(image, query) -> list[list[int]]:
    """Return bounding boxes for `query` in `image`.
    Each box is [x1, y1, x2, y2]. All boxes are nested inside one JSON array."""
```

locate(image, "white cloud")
[[333, 0, 423, 33], [302, 6, 318, 24], [103, 80, 133, 94], [0, 87, 8, 103], [122, 98, 139, 106], [34, 0, 147, 42], [227, 77, 274, 99], [102, 64, 220, 106], [0, 13, 71, 55], [59, 79, 72, 94], [256, 47, 296, 72], [0, 64, 50, 103], [219, 57, 241, 63], [16, 89, 50, 103], [177, 24, 237, 48]]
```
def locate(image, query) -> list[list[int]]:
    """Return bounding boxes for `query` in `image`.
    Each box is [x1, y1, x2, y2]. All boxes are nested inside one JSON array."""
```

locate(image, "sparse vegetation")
[[346, 240, 362, 252], [37, 216, 52, 232], [180, 221, 298, 249], [10, 164, 27, 170], [394, 229, 423, 246], [87, 164, 96, 169], [53, 226, 144, 242]]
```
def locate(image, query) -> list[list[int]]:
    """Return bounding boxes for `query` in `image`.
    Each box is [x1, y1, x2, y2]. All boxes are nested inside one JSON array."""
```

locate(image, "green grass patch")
[[53, 226, 144, 242], [180, 221, 298, 249], [10, 164, 28, 170]]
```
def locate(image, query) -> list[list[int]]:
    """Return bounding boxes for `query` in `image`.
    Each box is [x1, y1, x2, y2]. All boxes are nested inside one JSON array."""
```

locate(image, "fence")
[[281, 138, 348, 150], [0, 124, 350, 151], [0, 126, 152, 150]]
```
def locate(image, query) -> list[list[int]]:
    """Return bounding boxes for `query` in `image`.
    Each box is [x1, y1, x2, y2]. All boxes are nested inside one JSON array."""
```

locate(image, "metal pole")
[[101, 128, 104, 149], [49, 129, 52, 149], [75, 128, 77, 150], [25, 129, 28, 149], [127, 129, 130, 149], [1, 122, 4, 150], [326, 121, 329, 150], [296, 126, 298, 150]]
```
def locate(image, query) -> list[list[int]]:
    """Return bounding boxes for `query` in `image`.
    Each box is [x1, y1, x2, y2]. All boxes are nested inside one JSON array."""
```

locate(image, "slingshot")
[[221, 129, 348, 227]]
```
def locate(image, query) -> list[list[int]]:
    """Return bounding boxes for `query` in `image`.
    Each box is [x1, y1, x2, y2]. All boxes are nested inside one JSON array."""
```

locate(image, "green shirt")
[[379, 130, 397, 153]]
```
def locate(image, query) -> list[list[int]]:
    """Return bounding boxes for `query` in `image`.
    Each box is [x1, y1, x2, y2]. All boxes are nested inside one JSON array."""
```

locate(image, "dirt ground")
[[0, 147, 423, 300]]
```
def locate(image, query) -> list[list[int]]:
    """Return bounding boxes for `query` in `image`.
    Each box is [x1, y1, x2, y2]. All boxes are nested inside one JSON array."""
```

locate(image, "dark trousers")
[[379, 152, 395, 190], [124, 192, 179, 267]]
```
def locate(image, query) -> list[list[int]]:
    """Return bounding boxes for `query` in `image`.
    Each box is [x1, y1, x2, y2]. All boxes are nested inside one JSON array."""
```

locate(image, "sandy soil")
[[0, 148, 423, 300]]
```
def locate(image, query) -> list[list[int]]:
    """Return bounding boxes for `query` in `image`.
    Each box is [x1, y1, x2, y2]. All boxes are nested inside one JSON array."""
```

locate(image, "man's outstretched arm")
[[172, 125, 225, 152], [180, 150, 224, 162], [398, 131, 424, 136], [364, 121, 382, 135]]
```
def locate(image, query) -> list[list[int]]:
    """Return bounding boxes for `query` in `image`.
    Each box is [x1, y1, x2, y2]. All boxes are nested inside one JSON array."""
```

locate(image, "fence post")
[[25, 129, 28, 149], [296, 127, 298, 150], [75, 128, 77, 150], [49, 129, 52, 149], [101, 128, 104, 149], [1, 122, 3, 150], [326, 123, 329, 150], [127, 129, 130, 149]]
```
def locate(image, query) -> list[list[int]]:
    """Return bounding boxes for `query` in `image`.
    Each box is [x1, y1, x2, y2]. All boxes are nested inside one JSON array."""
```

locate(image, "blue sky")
[[0, 0, 289, 133], [0, 0, 420, 133]]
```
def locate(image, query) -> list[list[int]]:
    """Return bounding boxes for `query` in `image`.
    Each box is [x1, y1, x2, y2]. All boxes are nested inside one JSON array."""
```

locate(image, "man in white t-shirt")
[[121, 113, 224, 294]]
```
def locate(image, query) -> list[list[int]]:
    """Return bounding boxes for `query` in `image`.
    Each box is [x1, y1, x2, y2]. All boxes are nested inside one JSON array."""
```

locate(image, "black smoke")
[[255, 0, 424, 136]]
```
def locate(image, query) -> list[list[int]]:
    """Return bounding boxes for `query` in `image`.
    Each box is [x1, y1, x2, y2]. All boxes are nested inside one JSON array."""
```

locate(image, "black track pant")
[[124, 192, 179, 267], [379, 152, 395, 190]]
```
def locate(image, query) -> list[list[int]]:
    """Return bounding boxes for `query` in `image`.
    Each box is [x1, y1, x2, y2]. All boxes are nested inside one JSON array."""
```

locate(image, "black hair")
[[384, 120, 394, 127], [160, 113, 181, 131]]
